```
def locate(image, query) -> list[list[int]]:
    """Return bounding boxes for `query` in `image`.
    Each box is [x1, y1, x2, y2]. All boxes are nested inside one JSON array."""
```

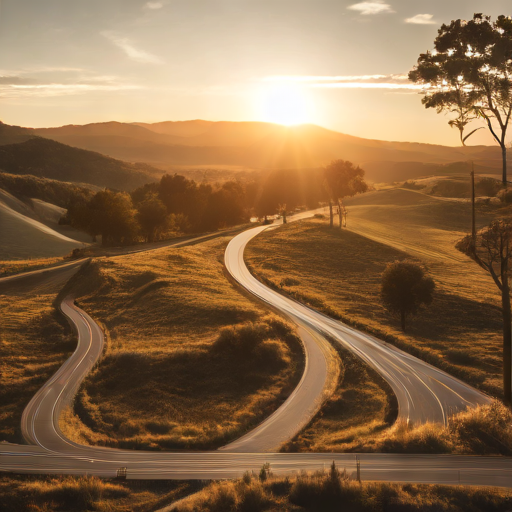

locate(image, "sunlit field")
[[246, 190, 504, 398], [59, 237, 304, 450]]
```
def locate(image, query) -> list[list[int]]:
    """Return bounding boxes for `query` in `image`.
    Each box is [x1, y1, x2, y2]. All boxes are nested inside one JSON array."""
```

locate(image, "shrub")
[[498, 188, 512, 204], [476, 177, 502, 197]]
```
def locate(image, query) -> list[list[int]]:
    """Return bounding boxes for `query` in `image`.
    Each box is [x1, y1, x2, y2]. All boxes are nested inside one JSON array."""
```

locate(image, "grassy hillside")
[[0, 171, 95, 208], [0, 138, 160, 191], [0, 199, 84, 260], [60, 237, 304, 450], [245, 194, 503, 399]]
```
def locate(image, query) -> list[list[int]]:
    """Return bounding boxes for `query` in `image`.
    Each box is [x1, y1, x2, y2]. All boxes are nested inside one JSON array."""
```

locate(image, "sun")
[[260, 83, 311, 125]]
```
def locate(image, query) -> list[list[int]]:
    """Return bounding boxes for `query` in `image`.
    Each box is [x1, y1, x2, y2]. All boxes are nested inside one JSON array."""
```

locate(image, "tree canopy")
[[409, 13, 512, 184], [381, 260, 435, 331], [324, 160, 368, 200]]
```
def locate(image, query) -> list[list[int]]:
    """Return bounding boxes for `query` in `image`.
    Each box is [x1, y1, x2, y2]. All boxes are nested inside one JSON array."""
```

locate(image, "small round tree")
[[381, 261, 435, 331]]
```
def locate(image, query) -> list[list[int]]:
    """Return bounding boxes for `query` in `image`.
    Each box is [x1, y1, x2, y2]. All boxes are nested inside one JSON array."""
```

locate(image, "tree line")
[[63, 159, 369, 246]]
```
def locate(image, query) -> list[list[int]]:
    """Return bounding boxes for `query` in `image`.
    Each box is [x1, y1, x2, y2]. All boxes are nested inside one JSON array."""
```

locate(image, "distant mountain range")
[[25, 120, 508, 182], [0, 120, 508, 185]]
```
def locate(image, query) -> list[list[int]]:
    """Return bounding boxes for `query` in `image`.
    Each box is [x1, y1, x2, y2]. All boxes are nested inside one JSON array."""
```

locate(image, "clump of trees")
[[381, 260, 436, 331], [457, 220, 512, 404], [323, 160, 368, 228], [66, 190, 140, 246], [65, 161, 370, 246], [409, 14, 512, 185]]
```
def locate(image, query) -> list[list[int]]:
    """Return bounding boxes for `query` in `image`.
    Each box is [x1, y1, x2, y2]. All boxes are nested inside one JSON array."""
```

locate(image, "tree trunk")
[[283, 210, 287, 224], [502, 145, 508, 188], [502, 280, 512, 405], [401, 310, 406, 332], [337, 199, 342, 229], [329, 201, 333, 228]]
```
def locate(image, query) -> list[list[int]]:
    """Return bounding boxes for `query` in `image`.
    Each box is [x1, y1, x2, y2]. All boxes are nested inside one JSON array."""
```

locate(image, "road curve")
[[2, 213, 511, 488], [225, 223, 491, 426]]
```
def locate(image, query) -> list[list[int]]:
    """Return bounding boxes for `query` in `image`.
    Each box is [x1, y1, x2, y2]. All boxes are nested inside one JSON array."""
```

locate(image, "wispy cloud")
[[347, 1, 393, 16], [405, 14, 436, 25], [102, 31, 163, 64], [264, 74, 424, 90], [145, 1, 164, 9], [0, 71, 142, 98]]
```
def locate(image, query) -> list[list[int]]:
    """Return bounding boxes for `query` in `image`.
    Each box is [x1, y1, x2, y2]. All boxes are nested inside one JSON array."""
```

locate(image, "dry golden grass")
[[0, 290, 75, 443], [61, 237, 304, 450], [176, 467, 512, 512], [0, 256, 66, 277], [0, 473, 197, 512], [246, 197, 503, 398]]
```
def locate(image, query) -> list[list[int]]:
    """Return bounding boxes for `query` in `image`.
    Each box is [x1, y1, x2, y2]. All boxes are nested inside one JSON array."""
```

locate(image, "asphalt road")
[[2, 212, 511, 488], [225, 221, 491, 426]]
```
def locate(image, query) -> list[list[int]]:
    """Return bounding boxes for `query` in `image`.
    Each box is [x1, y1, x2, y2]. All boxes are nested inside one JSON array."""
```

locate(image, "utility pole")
[[471, 163, 476, 244]]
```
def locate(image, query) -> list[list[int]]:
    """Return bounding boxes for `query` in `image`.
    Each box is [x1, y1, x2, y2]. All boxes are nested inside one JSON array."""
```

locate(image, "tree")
[[381, 261, 435, 331], [457, 220, 512, 404], [323, 160, 368, 228], [409, 14, 512, 185], [136, 193, 170, 242], [203, 181, 248, 230], [68, 190, 139, 246]]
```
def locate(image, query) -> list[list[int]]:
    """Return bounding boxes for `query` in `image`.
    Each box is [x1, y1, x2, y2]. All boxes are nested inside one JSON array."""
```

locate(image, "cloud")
[[144, 1, 164, 9], [0, 70, 142, 98], [347, 1, 393, 16], [263, 74, 424, 90], [405, 14, 436, 25], [102, 31, 163, 64]]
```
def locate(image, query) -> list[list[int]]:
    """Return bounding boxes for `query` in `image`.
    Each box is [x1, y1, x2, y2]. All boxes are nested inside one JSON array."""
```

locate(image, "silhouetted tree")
[[409, 14, 512, 185], [457, 220, 512, 404], [203, 181, 248, 229], [381, 260, 435, 331], [136, 193, 170, 242], [324, 160, 368, 228], [68, 190, 139, 246]]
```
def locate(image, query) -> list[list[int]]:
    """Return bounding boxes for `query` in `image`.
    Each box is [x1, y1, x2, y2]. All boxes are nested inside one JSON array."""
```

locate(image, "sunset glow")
[[260, 84, 313, 126]]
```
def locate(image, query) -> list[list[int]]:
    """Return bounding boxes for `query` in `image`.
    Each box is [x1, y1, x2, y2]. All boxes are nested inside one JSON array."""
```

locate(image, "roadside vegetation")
[[0, 473, 197, 512], [175, 468, 512, 512], [59, 237, 304, 450]]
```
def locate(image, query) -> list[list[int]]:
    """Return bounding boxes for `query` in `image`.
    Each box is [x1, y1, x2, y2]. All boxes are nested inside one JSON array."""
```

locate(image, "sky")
[[0, 0, 509, 145]]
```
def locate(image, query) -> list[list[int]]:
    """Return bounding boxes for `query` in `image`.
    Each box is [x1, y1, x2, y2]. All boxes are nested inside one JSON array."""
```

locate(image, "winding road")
[[1, 214, 510, 490]]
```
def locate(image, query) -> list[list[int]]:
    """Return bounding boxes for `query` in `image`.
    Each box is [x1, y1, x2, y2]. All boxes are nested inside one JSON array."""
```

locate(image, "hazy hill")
[[28, 120, 509, 182], [0, 121, 34, 146], [0, 137, 160, 191]]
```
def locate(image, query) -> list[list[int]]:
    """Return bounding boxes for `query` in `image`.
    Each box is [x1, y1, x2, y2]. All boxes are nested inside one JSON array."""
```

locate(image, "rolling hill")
[[28, 120, 509, 182], [0, 134, 161, 191], [0, 188, 86, 260]]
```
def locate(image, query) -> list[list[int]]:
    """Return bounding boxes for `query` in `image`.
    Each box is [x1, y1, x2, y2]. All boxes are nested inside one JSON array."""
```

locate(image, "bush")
[[450, 401, 512, 455], [402, 180, 425, 190], [476, 177, 502, 197], [498, 188, 512, 204]]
